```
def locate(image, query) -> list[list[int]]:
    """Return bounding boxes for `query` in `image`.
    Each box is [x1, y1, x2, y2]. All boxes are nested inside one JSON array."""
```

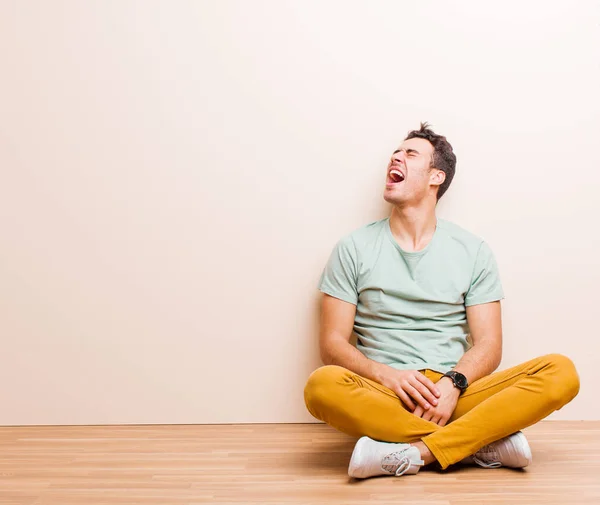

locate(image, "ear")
[[430, 168, 446, 188]]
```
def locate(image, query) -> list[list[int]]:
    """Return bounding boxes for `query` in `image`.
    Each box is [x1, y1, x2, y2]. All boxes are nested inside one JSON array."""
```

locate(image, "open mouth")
[[388, 168, 405, 183]]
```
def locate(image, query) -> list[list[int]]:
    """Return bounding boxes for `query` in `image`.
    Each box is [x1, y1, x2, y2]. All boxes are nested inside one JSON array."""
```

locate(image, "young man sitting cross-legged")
[[304, 123, 580, 478]]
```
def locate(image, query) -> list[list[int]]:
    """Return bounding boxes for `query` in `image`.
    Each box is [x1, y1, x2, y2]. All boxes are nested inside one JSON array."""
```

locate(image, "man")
[[303, 123, 580, 479]]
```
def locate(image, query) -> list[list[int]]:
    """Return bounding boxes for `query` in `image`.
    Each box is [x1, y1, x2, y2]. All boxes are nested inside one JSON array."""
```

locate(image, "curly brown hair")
[[405, 122, 456, 200]]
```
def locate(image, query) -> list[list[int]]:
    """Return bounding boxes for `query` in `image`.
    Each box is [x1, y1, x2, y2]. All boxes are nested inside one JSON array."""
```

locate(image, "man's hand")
[[413, 377, 460, 426], [377, 368, 441, 411]]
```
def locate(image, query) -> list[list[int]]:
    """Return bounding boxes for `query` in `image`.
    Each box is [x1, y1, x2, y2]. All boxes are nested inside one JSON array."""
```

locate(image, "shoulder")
[[338, 218, 388, 250], [436, 219, 486, 253]]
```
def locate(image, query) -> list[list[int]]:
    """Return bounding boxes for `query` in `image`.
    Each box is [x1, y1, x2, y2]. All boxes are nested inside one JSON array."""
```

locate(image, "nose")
[[391, 151, 405, 164]]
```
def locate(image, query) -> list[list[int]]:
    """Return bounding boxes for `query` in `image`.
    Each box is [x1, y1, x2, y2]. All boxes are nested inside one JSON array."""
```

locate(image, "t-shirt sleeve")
[[317, 236, 359, 305], [465, 241, 505, 306]]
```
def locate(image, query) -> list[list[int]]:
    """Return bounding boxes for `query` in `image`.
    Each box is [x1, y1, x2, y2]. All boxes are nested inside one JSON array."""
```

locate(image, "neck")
[[389, 201, 437, 252]]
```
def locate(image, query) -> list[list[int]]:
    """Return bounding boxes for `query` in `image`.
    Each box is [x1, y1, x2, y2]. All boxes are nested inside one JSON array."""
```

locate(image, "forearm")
[[452, 342, 502, 384], [321, 337, 388, 383]]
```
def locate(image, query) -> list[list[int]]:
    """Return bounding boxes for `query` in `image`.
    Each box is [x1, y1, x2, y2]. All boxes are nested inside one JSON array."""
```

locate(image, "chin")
[[383, 191, 404, 205]]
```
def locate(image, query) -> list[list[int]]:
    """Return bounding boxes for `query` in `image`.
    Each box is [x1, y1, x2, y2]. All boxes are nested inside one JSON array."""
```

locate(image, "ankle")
[[411, 441, 437, 466]]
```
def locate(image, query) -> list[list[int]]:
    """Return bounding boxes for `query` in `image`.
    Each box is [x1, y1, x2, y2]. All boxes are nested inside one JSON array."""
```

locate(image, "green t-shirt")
[[318, 218, 504, 374]]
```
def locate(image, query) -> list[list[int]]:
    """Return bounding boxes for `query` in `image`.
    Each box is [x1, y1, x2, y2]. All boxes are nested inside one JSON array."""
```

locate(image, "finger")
[[413, 406, 424, 418], [395, 388, 416, 411], [409, 378, 439, 406], [438, 416, 449, 427], [414, 373, 441, 398], [404, 383, 431, 410], [432, 416, 443, 426], [423, 409, 435, 422]]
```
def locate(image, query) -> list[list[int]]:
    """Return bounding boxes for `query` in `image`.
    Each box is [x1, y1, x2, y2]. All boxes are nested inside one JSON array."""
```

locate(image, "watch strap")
[[443, 370, 468, 392]]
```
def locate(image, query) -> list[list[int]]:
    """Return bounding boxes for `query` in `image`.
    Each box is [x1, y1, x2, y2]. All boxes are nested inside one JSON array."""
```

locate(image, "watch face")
[[454, 373, 468, 389]]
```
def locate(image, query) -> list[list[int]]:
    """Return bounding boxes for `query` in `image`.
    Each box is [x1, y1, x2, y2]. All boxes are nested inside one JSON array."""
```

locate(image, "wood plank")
[[0, 422, 598, 504]]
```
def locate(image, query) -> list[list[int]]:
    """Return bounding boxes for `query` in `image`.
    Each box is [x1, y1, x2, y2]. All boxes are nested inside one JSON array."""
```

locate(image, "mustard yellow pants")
[[304, 354, 580, 469]]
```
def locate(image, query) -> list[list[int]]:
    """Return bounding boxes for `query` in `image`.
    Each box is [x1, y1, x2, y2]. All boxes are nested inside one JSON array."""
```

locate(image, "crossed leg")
[[304, 354, 580, 469]]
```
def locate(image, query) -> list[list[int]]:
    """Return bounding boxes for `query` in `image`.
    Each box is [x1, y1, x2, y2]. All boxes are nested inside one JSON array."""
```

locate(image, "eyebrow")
[[393, 148, 420, 155]]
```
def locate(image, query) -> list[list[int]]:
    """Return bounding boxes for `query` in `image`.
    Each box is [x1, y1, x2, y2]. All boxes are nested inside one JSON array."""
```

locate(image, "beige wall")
[[1, 1, 598, 425]]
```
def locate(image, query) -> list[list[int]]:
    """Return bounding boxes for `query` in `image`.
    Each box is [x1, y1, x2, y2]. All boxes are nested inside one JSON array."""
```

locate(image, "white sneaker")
[[348, 436, 425, 479], [462, 431, 532, 469]]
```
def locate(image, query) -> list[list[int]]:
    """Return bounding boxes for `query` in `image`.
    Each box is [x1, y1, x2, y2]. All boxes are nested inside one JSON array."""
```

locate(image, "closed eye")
[[393, 149, 420, 157]]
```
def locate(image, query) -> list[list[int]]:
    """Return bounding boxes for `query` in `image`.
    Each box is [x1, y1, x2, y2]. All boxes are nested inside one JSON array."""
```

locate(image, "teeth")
[[390, 169, 404, 181]]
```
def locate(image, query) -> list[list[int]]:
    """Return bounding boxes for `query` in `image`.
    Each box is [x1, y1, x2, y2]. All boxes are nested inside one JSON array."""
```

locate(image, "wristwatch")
[[442, 370, 469, 393]]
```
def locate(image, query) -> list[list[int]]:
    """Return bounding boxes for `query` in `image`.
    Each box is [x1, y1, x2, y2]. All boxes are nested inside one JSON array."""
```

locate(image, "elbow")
[[493, 355, 502, 372], [492, 345, 503, 371], [320, 332, 351, 366], [320, 338, 342, 366], [320, 347, 335, 366], [470, 340, 502, 372]]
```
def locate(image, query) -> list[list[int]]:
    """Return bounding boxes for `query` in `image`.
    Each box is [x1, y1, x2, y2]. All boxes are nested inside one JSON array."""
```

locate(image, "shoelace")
[[393, 457, 412, 476], [382, 450, 416, 476], [472, 451, 502, 469]]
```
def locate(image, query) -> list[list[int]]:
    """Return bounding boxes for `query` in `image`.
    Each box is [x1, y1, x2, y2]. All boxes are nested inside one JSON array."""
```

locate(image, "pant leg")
[[304, 365, 441, 442], [422, 353, 580, 469]]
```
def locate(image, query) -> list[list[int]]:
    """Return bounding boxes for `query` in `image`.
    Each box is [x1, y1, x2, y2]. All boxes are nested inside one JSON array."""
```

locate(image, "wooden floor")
[[0, 421, 599, 505]]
